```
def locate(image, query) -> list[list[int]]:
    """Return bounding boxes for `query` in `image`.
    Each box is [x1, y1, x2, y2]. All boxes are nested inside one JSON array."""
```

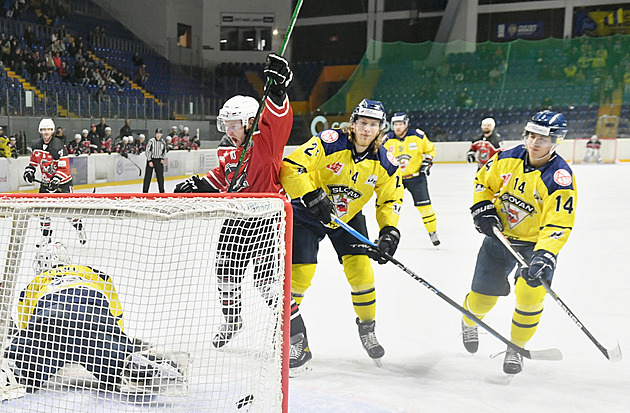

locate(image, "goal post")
[[569, 137, 618, 164], [0, 193, 292, 412]]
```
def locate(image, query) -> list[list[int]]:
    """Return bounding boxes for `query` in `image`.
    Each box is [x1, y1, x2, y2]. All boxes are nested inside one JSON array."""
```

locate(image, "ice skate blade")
[[289, 361, 312, 377], [372, 357, 383, 367]]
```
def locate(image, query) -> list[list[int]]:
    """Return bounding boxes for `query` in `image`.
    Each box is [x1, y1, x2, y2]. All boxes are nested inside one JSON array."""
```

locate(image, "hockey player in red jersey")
[[23, 118, 87, 246], [467, 117, 503, 169], [173, 54, 304, 365]]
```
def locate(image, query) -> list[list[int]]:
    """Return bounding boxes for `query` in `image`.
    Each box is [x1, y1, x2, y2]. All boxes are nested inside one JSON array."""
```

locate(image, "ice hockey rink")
[[13, 161, 630, 412]]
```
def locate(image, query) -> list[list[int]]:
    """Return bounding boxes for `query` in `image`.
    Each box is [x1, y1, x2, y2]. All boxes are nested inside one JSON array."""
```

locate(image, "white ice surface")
[[43, 163, 630, 412]]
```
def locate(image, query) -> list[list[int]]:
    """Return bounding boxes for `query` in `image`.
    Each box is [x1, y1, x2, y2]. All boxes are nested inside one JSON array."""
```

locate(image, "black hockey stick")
[[332, 215, 562, 361], [33, 178, 61, 193], [492, 226, 622, 362], [226, 0, 303, 192]]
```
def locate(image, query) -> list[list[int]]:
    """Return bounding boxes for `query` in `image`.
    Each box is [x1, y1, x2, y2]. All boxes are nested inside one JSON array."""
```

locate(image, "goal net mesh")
[[0, 194, 290, 412]]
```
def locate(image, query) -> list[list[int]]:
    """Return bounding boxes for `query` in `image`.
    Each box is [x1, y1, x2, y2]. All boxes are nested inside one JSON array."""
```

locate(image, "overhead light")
[[273, 29, 279, 35], [220, 39, 227, 43]]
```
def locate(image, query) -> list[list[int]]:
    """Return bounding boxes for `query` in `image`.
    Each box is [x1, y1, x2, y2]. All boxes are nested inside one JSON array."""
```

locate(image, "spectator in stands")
[[95, 85, 107, 103], [564, 62, 577, 82], [602, 74, 615, 105], [24, 25, 36, 49], [44, 52, 56, 75], [54, 126, 67, 146], [135, 64, 149, 86], [58, 61, 70, 81], [132, 52, 144, 67]]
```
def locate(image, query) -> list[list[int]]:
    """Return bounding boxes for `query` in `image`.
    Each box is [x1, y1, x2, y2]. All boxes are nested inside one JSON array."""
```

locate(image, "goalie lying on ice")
[[1, 242, 189, 401]]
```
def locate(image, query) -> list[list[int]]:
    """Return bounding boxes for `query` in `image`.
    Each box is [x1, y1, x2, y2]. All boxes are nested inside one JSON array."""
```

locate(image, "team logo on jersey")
[[500, 173, 513, 186], [387, 146, 395, 153], [408, 142, 418, 150], [499, 192, 535, 229], [396, 154, 411, 172], [328, 184, 362, 217], [326, 162, 344, 175], [320, 130, 339, 143], [386, 151, 399, 166], [365, 174, 377, 186], [553, 169, 572, 187], [225, 162, 249, 191], [474, 183, 486, 193]]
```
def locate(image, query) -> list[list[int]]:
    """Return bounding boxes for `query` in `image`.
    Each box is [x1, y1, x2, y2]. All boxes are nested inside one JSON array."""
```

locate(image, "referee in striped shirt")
[[142, 128, 168, 193]]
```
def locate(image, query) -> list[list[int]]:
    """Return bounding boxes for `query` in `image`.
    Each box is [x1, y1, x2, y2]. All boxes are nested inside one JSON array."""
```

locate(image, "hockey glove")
[[264, 53, 292, 105], [466, 150, 476, 163], [174, 175, 217, 193], [471, 200, 503, 238], [301, 188, 334, 225], [47, 175, 61, 192], [420, 157, 433, 176], [23, 165, 36, 183], [366, 226, 401, 265], [521, 250, 556, 287]]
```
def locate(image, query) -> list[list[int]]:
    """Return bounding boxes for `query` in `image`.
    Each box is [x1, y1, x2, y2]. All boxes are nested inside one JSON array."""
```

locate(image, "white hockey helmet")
[[590, 134, 598, 142], [39, 118, 55, 132], [217, 95, 259, 132], [34, 242, 71, 275], [128, 135, 134, 143], [481, 118, 496, 130], [139, 133, 145, 139], [122, 136, 129, 143], [74, 133, 81, 140], [82, 129, 89, 135]]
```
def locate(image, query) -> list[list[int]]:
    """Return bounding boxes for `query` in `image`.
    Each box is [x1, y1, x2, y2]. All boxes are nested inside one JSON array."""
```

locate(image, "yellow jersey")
[[473, 144, 577, 255], [383, 128, 436, 179], [281, 129, 404, 230]]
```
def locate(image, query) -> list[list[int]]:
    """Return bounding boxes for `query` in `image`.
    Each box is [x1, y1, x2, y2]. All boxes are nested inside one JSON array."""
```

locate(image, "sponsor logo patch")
[[386, 151, 399, 166], [326, 162, 344, 175]]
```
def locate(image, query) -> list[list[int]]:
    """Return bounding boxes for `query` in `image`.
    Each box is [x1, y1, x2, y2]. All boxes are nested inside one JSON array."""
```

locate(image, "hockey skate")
[[77, 228, 87, 245], [503, 346, 523, 375], [212, 316, 243, 348], [289, 333, 312, 377], [429, 231, 441, 246], [1, 360, 26, 401], [461, 320, 479, 353], [356, 318, 384, 366]]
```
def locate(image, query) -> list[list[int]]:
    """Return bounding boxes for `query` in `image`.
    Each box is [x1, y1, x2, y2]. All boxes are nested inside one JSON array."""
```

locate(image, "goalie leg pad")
[[120, 350, 190, 396]]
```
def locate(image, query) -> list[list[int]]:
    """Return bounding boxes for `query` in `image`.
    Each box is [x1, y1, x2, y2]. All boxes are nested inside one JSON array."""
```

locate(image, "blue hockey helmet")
[[390, 111, 409, 125], [350, 99, 387, 130], [524, 110, 568, 145]]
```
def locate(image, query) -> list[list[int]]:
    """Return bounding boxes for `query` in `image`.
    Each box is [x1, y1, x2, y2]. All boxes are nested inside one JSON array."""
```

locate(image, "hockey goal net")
[[0, 193, 291, 412], [569, 137, 618, 164]]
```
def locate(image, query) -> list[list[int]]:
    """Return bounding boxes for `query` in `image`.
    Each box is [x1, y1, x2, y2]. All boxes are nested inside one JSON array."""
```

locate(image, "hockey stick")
[[123, 154, 143, 176], [226, 0, 303, 192], [491, 226, 622, 362], [331, 215, 561, 361]]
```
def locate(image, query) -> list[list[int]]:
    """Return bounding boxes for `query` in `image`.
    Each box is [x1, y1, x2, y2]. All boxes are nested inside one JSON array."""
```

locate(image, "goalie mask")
[[33, 242, 71, 274], [350, 99, 387, 130], [217, 95, 259, 133]]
